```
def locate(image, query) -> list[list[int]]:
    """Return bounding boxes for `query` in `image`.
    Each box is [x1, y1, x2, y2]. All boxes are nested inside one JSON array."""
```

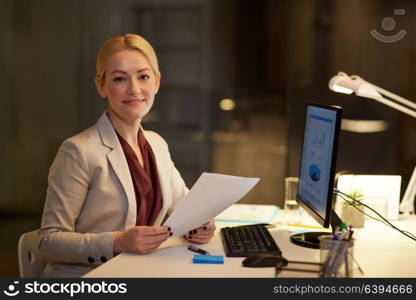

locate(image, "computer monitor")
[[290, 103, 343, 249]]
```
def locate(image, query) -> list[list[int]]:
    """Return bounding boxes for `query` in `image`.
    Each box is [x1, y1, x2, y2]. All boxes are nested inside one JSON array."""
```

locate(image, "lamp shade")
[[329, 72, 382, 100]]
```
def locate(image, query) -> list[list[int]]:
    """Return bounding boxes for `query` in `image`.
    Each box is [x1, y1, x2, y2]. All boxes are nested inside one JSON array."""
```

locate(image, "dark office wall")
[[1, 0, 83, 212], [0, 0, 14, 210]]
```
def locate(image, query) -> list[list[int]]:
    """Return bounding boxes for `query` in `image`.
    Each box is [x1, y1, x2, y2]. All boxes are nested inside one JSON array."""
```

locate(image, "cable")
[[337, 190, 416, 240], [336, 194, 416, 239], [334, 189, 416, 242], [336, 189, 416, 240], [337, 192, 416, 240]]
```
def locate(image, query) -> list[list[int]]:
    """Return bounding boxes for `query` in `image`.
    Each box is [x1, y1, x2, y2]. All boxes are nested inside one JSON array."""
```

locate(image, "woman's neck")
[[107, 109, 141, 146]]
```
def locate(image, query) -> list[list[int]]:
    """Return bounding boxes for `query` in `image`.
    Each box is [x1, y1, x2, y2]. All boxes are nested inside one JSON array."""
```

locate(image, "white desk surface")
[[84, 207, 416, 278], [352, 216, 416, 277]]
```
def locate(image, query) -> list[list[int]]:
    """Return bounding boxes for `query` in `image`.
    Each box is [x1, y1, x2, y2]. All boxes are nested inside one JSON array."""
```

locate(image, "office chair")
[[18, 230, 46, 277]]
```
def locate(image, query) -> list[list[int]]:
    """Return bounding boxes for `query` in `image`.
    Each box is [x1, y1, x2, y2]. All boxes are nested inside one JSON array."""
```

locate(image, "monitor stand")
[[289, 210, 342, 249]]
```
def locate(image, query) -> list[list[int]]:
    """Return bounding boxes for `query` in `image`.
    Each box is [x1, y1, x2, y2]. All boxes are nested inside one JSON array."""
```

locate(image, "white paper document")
[[215, 204, 280, 224], [163, 172, 260, 237]]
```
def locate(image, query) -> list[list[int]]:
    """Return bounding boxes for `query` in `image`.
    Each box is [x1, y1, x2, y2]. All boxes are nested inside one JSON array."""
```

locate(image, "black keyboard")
[[220, 224, 282, 257]]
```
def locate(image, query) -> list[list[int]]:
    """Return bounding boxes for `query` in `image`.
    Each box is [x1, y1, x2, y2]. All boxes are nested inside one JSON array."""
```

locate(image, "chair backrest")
[[18, 230, 47, 277]]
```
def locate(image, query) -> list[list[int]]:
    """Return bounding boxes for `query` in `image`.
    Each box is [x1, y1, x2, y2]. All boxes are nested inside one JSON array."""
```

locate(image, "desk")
[[352, 217, 416, 277], [84, 207, 416, 278]]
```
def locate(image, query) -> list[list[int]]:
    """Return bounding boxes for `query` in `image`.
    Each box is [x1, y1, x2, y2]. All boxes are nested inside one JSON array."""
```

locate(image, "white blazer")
[[39, 112, 188, 277]]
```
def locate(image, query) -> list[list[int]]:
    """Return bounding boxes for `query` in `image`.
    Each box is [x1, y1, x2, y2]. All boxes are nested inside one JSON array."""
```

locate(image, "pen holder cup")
[[318, 235, 354, 278]]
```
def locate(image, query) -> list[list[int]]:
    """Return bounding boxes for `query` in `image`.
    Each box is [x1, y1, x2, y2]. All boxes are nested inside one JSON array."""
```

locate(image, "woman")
[[39, 33, 215, 277]]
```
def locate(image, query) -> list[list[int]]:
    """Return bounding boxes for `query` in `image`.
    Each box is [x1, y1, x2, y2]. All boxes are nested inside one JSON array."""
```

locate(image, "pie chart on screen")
[[309, 164, 321, 181]]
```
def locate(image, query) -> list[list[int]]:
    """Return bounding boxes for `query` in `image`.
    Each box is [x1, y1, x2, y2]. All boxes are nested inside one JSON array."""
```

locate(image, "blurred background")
[[0, 0, 415, 276]]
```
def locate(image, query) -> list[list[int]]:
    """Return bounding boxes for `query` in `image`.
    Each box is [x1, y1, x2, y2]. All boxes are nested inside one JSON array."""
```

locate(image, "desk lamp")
[[328, 72, 416, 215]]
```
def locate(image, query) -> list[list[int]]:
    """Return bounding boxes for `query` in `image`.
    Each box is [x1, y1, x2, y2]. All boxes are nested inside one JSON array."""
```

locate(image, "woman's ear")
[[154, 72, 161, 94], [95, 76, 107, 98]]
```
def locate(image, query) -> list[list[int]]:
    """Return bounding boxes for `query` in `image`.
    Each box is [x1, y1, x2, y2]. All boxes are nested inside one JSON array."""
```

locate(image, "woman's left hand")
[[184, 219, 216, 244]]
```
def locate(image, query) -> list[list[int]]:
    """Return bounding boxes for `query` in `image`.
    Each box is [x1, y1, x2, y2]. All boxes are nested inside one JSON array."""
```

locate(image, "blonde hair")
[[96, 33, 160, 84]]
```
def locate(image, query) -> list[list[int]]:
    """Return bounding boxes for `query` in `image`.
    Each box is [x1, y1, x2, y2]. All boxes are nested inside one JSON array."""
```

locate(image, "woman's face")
[[96, 49, 160, 123]]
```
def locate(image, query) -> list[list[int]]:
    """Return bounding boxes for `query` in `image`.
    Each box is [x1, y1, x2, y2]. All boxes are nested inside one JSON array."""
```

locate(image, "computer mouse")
[[242, 253, 289, 268]]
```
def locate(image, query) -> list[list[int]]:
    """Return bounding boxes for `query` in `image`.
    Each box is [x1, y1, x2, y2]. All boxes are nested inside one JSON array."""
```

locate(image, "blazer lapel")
[[97, 112, 137, 229]]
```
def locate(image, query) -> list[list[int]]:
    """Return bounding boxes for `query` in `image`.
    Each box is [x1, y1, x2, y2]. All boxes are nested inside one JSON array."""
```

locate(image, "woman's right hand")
[[113, 226, 171, 255]]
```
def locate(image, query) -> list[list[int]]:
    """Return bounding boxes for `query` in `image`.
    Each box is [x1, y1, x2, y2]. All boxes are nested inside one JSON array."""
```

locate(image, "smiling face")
[[95, 49, 160, 123]]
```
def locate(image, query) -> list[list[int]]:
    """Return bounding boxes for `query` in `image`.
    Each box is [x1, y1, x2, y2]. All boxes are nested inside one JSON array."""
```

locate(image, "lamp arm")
[[367, 81, 416, 111], [370, 94, 416, 119], [361, 80, 416, 118]]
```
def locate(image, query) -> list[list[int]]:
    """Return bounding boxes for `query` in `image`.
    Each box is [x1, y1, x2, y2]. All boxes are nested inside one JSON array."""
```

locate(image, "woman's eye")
[[113, 77, 125, 82], [139, 74, 150, 80]]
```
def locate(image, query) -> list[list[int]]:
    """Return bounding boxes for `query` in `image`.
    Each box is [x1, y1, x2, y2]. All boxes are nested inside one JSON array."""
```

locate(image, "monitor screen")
[[297, 103, 342, 227], [290, 103, 342, 249]]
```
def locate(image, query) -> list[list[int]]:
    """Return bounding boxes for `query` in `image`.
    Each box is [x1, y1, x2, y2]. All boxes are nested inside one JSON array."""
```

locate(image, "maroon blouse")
[[116, 129, 163, 226]]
